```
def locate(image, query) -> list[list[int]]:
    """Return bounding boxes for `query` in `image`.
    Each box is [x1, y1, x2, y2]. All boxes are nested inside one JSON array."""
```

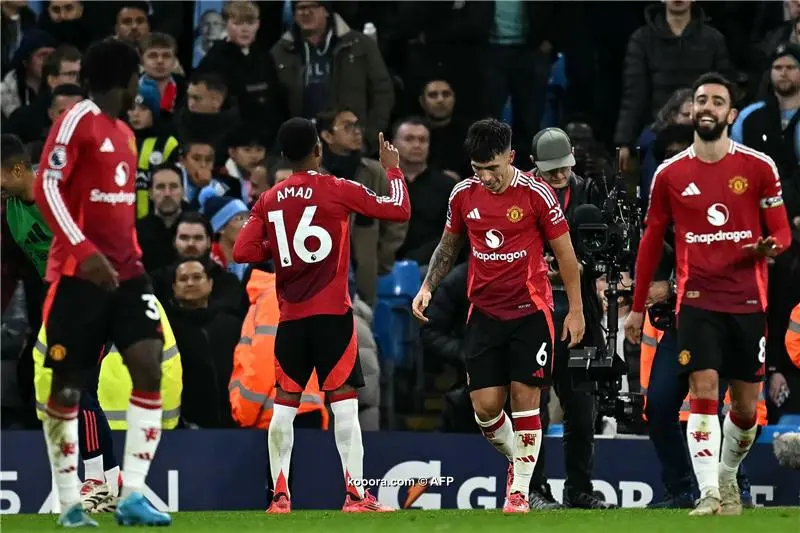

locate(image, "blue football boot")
[[57, 503, 98, 528], [115, 492, 171, 526]]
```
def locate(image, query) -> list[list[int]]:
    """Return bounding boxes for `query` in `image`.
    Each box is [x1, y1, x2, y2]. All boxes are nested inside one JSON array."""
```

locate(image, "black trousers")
[[530, 322, 597, 495]]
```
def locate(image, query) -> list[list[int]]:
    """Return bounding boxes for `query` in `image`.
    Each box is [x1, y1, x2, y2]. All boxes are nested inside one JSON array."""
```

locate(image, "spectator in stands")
[[615, 0, 733, 172], [268, 158, 294, 187], [317, 106, 407, 305], [200, 190, 250, 281], [129, 79, 181, 218], [271, 1, 394, 155], [178, 140, 215, 209], [418, 79, 470, 180], [138, 32, 184, 115], [151, 211, 247, 317], [165, 258, 242, 428], [5, 44, 81, 144], [176, 72, 240, 164], [637, 88, 693, 206], [219, 129, 267, 204], [39, 0, 93, 52], [113, 2, 150, 45], [754, 1, 800, 84], [193, 9, 225, 68], [392, 117, 454, 268], [247, 161, 270, 208], [1, 1, 37, 76], [197, 1, 286, 149], [136, 165, 186, 273], [1, 29, 56, 118], [732, 43, 800, 423]]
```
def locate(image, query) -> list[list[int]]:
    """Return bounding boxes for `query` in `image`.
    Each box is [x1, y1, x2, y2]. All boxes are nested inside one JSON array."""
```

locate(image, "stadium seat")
[[374, 260, 421, 365], [777, 414, 800, 428]]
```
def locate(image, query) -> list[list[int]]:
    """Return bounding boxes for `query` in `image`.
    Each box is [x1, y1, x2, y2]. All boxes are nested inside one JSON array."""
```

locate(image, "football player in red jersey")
[[233, 118, 410, 513], [625, 72, 792, 516], [33, 39, 170, 527], [411, 119, 585, 513]]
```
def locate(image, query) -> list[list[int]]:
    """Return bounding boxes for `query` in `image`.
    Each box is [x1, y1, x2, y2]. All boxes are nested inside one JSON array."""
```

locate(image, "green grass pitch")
[[2, 508, 799, 533]]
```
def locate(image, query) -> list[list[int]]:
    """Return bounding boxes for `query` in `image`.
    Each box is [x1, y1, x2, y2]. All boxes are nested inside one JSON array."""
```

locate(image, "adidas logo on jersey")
[[681, 182, 701, 196], [466, 208, 481, 220], [99, 138, 115, 153]]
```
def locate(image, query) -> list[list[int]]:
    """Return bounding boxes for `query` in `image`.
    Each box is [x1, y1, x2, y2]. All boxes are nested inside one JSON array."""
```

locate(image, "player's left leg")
[[78, 388, 121, 513], [717, 312, 766, 516], [315, 310, 393, 512], [506, 310, 554, 513], [112, 278, 170, 526]]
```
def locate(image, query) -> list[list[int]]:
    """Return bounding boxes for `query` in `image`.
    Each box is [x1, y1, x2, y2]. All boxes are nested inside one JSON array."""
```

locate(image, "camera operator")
[[634, 123, 758, 508], [527, 128, 615, 510]]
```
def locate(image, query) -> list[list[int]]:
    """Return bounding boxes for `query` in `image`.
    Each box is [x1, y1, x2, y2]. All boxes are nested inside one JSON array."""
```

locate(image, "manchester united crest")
[[506, 205, 524, 223], [49, 344, 67, 361], [678, 350, 691, 366], [729, 176, 748, 195]]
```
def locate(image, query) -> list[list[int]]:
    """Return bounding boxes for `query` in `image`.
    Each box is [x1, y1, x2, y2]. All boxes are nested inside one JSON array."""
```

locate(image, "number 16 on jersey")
[[268, 206, 333, 266]]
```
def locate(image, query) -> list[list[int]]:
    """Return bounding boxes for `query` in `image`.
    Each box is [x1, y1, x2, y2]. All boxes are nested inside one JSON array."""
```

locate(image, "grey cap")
[[531, 128, 576, 172]]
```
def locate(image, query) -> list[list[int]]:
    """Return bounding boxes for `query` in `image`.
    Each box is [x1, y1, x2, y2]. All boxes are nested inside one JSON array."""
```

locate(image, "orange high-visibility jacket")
[[229, 269, 329, 429], [639, 314, 767, 425], [786, 303, 800, 369]]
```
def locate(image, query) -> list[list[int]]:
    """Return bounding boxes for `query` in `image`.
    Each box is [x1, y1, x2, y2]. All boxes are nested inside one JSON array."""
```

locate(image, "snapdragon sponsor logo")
[[90, 189, 136, 206], [685, 229, 753, 245], [472, 246, 528, 263]]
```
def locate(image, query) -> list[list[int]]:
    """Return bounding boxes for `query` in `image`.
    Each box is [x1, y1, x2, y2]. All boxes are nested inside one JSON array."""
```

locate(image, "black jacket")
[[420, 262, 469, 370], [615, 4, 733, 146], [151, 260, 248, 318], [164, 302, 242, 429], [735, 95, 800, 232]]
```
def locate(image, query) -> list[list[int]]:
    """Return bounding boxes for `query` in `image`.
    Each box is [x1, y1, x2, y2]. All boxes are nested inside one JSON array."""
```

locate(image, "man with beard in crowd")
[[136, 165, 186, 272]]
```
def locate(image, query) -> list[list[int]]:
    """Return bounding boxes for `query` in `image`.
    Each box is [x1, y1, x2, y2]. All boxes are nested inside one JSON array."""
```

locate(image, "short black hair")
[[151, 163, 183, 185], [80, 39, 140, 94], [277, 117, 318, 163], [464, 118, 512, 163], [42, 45, 81, 83], [181, 139, 214, 156], [176, 210, 212, 238], [266, 155, 292, 186], [316, 106, 355, 136], [391, 116, 429, 140], [189, 71, 227, 95], [172, 256, 212, 283], [51, 83, 83, 99], [117, 1, 150, 17], [652, 123, 694, 163], [691, 72, 734, 104], [1, 134, 29, 168]]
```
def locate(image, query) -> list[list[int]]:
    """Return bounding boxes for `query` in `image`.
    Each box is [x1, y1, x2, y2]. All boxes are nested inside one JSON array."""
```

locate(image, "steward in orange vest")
[[229, 269, 329, 429], [640, 313, 768, 425], [786, 303, 800, 369]]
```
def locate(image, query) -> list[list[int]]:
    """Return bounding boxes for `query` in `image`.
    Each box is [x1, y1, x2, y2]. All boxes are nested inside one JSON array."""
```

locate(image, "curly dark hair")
[[80, 38, 140, 94], [463, 118, 512, 163]]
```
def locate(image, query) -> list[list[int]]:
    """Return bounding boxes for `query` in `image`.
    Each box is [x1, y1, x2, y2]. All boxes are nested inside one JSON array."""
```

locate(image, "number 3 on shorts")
[[141, 294, 160, 321], [536, 342, 549, 367], [757, 336, 766, 364]]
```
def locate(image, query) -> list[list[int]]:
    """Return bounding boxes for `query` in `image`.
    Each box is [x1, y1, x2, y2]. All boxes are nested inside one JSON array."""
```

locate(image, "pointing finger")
[[379, 132, 384, 146]]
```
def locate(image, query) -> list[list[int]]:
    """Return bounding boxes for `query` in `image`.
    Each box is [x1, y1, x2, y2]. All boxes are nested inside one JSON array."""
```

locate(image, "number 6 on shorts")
[[535, 342, 548, 366]]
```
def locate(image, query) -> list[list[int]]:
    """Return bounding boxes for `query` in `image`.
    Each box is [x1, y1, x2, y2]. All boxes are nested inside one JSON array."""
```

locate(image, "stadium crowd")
[[1, 0, 800, 514]]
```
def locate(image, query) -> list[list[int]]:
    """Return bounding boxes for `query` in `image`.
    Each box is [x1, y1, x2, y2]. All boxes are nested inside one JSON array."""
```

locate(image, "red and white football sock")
[[121, 391, 162, 498], [105, 466, 121, 497], [509, 409, 542, 497], [43, 399, 81, 510], [719, 411, 757, 482], [330, 391, 365, 498], [687, 398, 721, 499], [268, 399, 297, 498], [475, 411, 514, 462], [83, 455, 104, 483]]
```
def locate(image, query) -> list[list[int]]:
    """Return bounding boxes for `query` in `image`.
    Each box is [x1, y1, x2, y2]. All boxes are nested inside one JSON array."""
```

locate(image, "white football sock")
[[83, 455, 104, 483], [43, 401, 81, 511], [331, 392, 365, 498], [687, 399, 721, 499], [509, 409, 542, 497], [719, 412, 757, 483], [105, 466, 121, 497], [475, 411, 514, 461], [121, 391, 163, 498], [268, 402, 297, 497]]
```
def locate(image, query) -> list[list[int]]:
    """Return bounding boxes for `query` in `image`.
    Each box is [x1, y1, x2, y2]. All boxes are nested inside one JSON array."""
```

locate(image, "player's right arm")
[[413, 186, 466, 322], [626, 165, 672, 343], [233, 196, 272, 264], [34, 103, 99, 266], [335, 133, 411, 222]]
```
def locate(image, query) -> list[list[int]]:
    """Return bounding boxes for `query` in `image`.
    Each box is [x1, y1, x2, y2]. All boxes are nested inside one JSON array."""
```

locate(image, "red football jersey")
[[633, 142, 789, 314], [446, 167, 569, 320], [233, 168, 410, 321], [34, 99, 144, 283]]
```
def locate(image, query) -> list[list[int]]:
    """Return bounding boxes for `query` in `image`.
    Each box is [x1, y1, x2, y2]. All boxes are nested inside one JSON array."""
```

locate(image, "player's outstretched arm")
[[233, 212, 272, 264], [549, 233, 585, 348], [412, 230, 465, 323]]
